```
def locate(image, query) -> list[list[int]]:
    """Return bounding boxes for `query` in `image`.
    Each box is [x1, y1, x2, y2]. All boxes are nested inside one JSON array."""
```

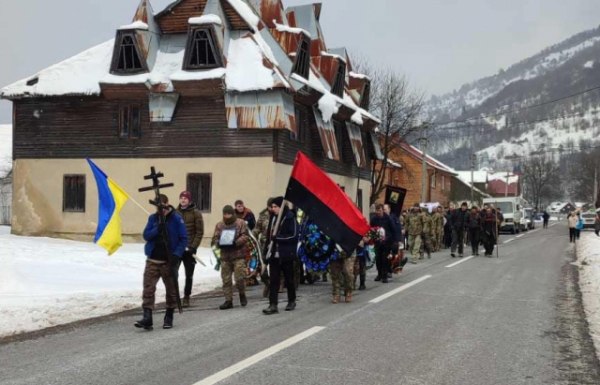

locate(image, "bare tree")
[[353, 57, 424, 205], [521, 156, 561, 210]]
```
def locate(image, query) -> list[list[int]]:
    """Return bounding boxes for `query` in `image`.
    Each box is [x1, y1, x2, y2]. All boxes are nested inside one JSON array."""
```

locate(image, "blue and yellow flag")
[[87, 159, 129, 255]]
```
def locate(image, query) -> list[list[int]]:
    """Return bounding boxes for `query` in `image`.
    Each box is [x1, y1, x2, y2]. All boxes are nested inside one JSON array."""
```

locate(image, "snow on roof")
[[119, 20, 149, 30], [321, 51, 346, 63], [189, 14, 222, 25], [1, 40, 114, 98], [349, 71, 371, 81], [0, 125, 12, 179], [225, 35, 275, 92], [387, 159, 402, 168], [274, 20, 310, 37], [351, 110, 364, 125], [227, 0, 260, 30], [171, 68, 226, 81], [399, 142, 457, 175], [317, 92, 339, 123], [488, 172, 519, 185], [455, 170, 488, 184]]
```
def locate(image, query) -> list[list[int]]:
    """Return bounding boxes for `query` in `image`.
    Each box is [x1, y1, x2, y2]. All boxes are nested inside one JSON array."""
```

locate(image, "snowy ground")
[[576, 231, 600, 359], [0, 226, 221, 338]]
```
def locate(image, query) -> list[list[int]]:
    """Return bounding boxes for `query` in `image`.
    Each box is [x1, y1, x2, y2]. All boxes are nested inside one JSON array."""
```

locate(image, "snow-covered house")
[[0, 0, 380, 242]]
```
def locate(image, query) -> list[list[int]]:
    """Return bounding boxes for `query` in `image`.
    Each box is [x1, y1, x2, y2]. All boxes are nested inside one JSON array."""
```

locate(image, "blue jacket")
[[143, 210, 188, 259]]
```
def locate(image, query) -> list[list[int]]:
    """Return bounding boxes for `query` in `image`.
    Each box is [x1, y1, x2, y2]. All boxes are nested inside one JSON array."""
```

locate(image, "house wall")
[[0, 177, 11, 225]]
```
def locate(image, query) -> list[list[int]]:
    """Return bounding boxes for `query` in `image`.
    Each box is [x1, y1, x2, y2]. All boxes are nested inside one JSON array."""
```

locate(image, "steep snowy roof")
[[399, 142, 457, 175], [455, 171, 488, 185], [0, 125, 12, 179]]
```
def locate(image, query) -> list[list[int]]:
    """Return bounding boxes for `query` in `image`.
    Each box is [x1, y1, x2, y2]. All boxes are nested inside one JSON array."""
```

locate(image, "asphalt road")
[[1, 221, 599, 385]]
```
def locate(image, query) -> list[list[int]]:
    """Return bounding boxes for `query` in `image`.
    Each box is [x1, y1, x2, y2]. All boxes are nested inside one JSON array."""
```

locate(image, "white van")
[[483, 197, 525, 234]]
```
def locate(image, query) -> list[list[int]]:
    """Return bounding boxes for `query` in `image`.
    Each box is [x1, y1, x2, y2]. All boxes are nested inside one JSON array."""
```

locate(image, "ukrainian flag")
[[87, 159, 129, 255]]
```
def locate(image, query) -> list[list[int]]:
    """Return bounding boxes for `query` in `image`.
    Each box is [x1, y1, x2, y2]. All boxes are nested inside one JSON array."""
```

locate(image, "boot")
[[182, 296, 190, 308], [263, 304, 279, 315], [345, 293, 353, 303], [219, 300, 233, 310], [163, 308, 174, 329], [374, 275, 382, 282], [332, 295, 340, 304], [134, 308, 153, 331], [359, 274, 366, 290], [285, 301, 296, 311], [239, 293, 248, 307]]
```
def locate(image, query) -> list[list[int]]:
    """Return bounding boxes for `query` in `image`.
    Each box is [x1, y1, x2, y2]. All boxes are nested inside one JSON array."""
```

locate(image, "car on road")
[[581, 213, 597, 229], [524, 208, 535, 230], [484, 197, 526, 234]]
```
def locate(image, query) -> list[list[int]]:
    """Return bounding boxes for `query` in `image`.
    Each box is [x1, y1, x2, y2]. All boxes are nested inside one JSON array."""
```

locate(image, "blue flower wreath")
[[298, 220, 339, 272]]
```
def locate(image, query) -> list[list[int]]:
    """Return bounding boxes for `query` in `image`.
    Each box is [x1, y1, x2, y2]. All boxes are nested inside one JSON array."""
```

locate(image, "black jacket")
[[370, 214, 397, 244], [274, 208, 298, 261], [390, 215, 402, 242], [450, 209, 469, 230], [467, 213, 482, 230]]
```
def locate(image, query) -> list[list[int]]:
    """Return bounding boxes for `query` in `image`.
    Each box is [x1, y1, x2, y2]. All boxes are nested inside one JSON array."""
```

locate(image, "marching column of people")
[[135, 193, 528, 331]]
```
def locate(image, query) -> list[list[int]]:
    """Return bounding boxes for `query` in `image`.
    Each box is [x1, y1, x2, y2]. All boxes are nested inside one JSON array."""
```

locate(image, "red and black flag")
[[285, 151, 370, 253]]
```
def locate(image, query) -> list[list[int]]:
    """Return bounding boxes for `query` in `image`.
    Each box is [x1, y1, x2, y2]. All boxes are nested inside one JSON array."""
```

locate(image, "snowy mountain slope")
[[425, 25, 600, 169]]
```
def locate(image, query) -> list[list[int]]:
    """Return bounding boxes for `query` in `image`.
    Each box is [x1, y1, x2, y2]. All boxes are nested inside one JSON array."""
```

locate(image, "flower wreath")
[[298, 220, 339, 272]]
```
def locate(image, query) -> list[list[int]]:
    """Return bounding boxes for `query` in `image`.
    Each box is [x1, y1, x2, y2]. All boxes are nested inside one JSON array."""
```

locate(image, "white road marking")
[[516, 234, 524, 238], [528, 229, 539, 235], [192, 326, 326, 385], [445, 255, 475, 268], [504, 238, 515, 244], [369, 275, 432, 304]]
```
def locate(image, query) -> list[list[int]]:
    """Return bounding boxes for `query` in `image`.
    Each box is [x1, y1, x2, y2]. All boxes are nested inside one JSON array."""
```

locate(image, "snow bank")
[[226, 37, 275, 92], [0, 125, 12, 178], [189, 14, 222, 25], [577, 232, 600, 360], [0, 228, 221, 338]]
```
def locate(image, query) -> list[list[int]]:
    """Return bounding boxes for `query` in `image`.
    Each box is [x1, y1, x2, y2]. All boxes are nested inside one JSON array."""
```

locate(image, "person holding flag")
[[136, 194, 187, 330]]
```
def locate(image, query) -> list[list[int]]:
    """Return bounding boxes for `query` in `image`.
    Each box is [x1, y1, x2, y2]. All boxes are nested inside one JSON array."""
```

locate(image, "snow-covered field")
[[577, 232, 600, 359], [0, 226, 221, 338]]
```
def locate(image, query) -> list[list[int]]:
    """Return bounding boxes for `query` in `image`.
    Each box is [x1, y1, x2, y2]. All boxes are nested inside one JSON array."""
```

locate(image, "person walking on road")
[[543, 211, 550, 229], [253, 198, 275, 298], [136, 194, 188, 331], [568, 211, 578, 243], [432, 207, 445, 252], [263, 197, 299, 315], [481, 208, 498, 257], [175, 191, 204, 308], [451, 202, 469, 258], [467, 207, 482, 256], [370, 204, 397, 283], [213, 205, 250, 310], [444, 206, 454, 249], [330, 249, 356, 303], [421, 211, 433, 259], [405, 203, 425, 264]]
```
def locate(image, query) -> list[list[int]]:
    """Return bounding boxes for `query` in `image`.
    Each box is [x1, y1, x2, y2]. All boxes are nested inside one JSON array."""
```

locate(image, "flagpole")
[[265, 199, 289, 263], [126, 193, 151, 216]]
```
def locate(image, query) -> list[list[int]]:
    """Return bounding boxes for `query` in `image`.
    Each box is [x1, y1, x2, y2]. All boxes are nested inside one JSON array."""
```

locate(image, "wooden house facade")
[[1, 0, 382, 243]]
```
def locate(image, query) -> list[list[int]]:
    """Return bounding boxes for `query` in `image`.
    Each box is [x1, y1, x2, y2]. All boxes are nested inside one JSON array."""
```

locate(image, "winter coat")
[[450, 209, 469, 230], [175, 203, 204, 249], [212, 218, 249, 262], [143, 208, 188, 260], [467, 213, 482, 230], [543, 212, 550, 221], [423, 214, 432, 235], [432, 212, 444, 231], [252, 209, 271, 251], [568, 214, 578, 229], [236, 208, 256, 231], [370, 214, 398, 243], [390, 214, 402, 242], [273, 208, 299, 261]]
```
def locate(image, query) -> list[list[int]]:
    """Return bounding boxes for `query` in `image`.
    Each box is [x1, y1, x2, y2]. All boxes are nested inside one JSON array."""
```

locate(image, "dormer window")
[[111, 32, 146, 74], [331, 61, 346, 98], [184, 28, 222, 70], [292, 35, 311, 79], [360, 80, 371, 110]]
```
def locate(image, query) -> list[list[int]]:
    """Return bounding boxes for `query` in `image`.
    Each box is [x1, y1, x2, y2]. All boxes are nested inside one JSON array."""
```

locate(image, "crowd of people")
[[134, 192, 509, 331]]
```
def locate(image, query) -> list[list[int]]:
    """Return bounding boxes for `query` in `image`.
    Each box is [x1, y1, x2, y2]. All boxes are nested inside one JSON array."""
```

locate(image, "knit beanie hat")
[[223, 205, 235, 215], [272, 196, 284, 208], [179, 191, 192, 201]]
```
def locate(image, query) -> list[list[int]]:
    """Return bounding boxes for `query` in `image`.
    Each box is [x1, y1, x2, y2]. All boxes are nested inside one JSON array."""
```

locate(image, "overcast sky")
[[1, 0, 599, 124]]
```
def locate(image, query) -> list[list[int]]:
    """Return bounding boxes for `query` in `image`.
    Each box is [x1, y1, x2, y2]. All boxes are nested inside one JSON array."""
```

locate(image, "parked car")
[[581, 213, 596, 229], [524, 208, 535, 230], [534, 214, 544, 226]]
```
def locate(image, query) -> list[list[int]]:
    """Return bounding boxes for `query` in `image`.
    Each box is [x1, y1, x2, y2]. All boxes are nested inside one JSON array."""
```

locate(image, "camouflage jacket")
[[212, 219, 249, 262], [432, 212, 444, 231], [423, 214, 433, 235], [406, 212, 425, 236], [253, 209, 271, 250]]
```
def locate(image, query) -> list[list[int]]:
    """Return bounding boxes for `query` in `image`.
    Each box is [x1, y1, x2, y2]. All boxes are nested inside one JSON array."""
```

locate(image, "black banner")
[[384, 185, 407, 216]]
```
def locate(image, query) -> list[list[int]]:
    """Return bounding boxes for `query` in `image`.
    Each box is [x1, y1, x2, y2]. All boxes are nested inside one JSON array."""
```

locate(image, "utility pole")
[[421, 123, 429, 204], [594, 165, 598, 206], [470, 153, 476, 205], [505, 171, 510, 197]]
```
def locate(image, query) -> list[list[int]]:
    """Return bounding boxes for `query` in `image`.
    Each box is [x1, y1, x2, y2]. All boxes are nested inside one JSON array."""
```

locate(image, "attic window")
[[331, 62, 346, 98], [26, 77, 39, 87], [112, 33, 146, 73], [292, 35, 310, 79], [360, 80, 371, 110], [184, 28, 222, 70]]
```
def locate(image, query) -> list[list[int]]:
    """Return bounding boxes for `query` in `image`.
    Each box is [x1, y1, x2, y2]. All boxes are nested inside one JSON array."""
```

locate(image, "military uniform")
[[406, 210, 424, 263], [213, 217, 249, 305], [421, 213, 433, 258], [432, 211, 445, 251], [330, 251, 356, 303], [253, 209, 272, 297]]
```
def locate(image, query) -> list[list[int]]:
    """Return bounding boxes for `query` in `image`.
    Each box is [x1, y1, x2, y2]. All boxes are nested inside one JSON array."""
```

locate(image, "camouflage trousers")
[[434, 229, 444, 251], [331, 257, 356, 296], [221, 259, 246, 301], [408, 235, 422, 262], [142, 261, 178, 310], [421, 233, 433, 254]]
